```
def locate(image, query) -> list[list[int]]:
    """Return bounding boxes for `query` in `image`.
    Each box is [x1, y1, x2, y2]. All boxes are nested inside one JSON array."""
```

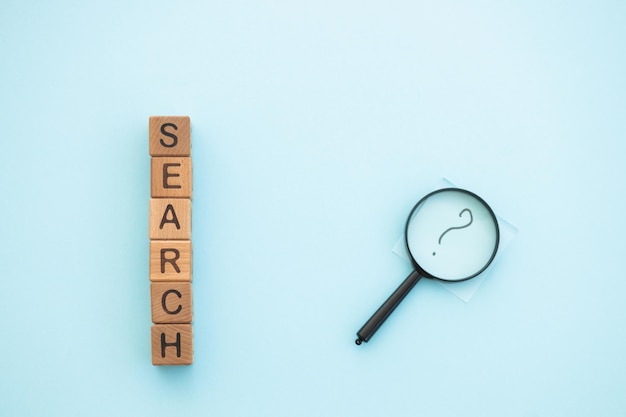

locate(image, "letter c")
[[161, 289, 183, 315]]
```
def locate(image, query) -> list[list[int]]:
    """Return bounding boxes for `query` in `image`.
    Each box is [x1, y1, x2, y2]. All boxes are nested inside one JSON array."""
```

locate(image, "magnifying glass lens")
[[406, 189, 499, 281]]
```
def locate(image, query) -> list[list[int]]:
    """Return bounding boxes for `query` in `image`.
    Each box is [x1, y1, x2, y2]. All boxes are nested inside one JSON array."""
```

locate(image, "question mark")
[[432, 208, 473, 256]]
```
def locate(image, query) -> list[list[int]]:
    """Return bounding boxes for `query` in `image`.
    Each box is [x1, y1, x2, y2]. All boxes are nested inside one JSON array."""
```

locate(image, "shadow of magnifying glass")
[[356, 188, 500, 345]]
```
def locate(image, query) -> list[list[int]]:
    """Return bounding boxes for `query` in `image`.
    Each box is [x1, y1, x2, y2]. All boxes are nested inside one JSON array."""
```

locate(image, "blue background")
[[1, 1, 625, 416]]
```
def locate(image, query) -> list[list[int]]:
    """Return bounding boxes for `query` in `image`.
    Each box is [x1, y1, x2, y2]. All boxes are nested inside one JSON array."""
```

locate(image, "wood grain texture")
[[148, 116, 194, 366], [150, 240, 192, 282], [151, 156, 192, 198], [149, 116, 191, 156], [151, 324, 193, 365], [151, 282, 193, 324], [149, 198, 191, 240]]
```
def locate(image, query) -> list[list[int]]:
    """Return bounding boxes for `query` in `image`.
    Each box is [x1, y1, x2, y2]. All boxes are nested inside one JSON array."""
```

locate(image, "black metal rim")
[[403, 187, 500, 282]]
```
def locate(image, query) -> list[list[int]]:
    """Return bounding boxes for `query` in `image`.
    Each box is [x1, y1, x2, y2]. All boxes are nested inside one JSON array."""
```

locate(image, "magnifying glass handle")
[[356, 270, 422, 345]]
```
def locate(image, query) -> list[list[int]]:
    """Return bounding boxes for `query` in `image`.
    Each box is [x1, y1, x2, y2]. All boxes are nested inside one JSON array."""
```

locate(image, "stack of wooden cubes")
[[148, 116, 194, 365]]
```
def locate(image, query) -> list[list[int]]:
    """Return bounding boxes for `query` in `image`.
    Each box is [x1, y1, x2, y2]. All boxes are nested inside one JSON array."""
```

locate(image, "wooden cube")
[[149, 116, 191, 156], [150, 240, 192, 282], [149, 198, 191, 240], [151, 157, 192, 198], [151, 324, 193, 365], [151, 282, 193, 324]]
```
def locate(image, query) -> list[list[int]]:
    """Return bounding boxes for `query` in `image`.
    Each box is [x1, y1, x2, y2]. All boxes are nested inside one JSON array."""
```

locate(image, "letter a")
[[160, 204, 181, 230]]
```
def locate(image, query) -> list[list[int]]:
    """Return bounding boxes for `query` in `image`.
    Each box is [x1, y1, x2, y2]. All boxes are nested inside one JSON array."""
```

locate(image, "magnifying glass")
[[355, 188, 500, 345]]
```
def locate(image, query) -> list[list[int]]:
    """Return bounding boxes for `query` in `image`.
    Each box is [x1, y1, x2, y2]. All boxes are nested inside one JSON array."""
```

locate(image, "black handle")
[[355, 270, 422, 345]]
